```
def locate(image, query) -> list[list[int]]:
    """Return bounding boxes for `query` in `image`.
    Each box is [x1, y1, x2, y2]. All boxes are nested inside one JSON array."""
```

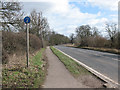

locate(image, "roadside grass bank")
[[50, 46, 105, 88], [65, 44, 119, 54], [2, 48, 47, 88], [78, 46, 120, 55]]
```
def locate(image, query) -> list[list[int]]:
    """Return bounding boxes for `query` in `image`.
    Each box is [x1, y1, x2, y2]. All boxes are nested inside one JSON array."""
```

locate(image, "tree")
[[49, 31, 70, 45], [76, 25, 91, 38], [117, 32, 120, 49], [91, 27, 100, 37], [105, 23, 117, 47], [30, 10, 40, 36], [30, 10, 50, 47], [1, 1, 23, 31], [76, 25, 91, 46], [69, 33, 74, 44]]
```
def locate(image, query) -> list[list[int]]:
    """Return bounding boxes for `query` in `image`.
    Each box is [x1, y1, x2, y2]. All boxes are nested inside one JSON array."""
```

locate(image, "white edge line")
[[53, 46, 119, 87]]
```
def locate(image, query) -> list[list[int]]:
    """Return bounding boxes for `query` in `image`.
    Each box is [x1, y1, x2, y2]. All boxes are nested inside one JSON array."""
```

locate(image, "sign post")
[[24, 16, 30, 67]]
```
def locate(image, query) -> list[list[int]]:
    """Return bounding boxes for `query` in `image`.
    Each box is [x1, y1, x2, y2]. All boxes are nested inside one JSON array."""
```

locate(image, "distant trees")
[[73, 23, 119, 49], [49, 31, 70, 45]]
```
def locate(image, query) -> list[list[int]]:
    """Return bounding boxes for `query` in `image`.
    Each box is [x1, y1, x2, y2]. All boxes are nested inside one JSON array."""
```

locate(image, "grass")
[[2, 48, 46, 88], [50, 46, 91, 77], [79, 46, 120, 54], [65, 44, 120, 54]]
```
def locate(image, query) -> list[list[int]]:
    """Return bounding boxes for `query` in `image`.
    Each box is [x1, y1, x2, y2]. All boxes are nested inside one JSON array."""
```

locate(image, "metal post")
[[26, 23, 29, 67]]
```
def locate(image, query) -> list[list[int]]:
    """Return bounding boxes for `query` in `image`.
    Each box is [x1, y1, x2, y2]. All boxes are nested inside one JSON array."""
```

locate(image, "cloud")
[[69, 0, 118, 11], [87, 0, 118, 11], [21, 0, 117, 36], [87, 18, 109, 34], [43, 0, 107, 36], [11, 0, 119, 12]]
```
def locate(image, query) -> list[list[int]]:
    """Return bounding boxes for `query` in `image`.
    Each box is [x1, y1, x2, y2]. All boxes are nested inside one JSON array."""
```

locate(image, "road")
[[55, 45, 119, 83]]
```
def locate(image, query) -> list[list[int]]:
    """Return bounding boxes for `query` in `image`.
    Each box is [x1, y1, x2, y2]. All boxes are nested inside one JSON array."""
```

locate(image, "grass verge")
[[79, 47, 120, 55], [65, 44, 119, 55], [50, 46, 91, 77], [2, 48, 46, 88]]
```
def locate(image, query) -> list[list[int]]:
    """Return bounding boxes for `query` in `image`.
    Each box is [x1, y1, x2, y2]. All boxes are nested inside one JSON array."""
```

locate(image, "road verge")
[[65, 44, 119, 55], [78, 47, 120, 55], [2, 48, 47, 88]]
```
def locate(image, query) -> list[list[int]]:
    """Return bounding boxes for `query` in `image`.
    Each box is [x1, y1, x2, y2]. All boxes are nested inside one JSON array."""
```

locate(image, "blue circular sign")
[[24, 16, 30, 24]]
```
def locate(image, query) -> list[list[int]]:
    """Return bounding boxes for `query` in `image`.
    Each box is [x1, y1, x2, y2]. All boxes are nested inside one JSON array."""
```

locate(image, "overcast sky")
[[19, 0, 118, 37]]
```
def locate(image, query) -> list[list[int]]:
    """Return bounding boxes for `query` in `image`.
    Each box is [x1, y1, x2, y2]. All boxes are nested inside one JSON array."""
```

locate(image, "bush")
[[88, 36, 109, 48], [29, 34, 41, 53], [75, 36, 110, 48], [2, 31, 41, 64], [2, 48, 8, 64]]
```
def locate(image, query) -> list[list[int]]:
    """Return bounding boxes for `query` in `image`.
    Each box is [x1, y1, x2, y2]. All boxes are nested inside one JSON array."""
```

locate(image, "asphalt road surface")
[[55, 45, 119, 83]]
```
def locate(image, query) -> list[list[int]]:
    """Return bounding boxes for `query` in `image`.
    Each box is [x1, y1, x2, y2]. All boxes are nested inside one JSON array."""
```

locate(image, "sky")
[[18, 0, 118, 37]]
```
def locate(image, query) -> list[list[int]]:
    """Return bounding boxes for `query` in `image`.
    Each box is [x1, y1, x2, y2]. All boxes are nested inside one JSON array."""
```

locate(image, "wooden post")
[[26, 23, 29, 67], [24, 16, 30, 67]]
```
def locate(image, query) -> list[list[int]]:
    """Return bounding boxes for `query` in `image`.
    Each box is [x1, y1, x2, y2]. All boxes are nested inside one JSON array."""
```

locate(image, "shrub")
[[2, 31, 41, 64], [2, 48, 8, 64]]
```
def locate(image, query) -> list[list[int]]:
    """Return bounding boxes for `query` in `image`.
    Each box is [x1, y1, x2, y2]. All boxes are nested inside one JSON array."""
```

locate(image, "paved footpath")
[[43, 47, 88, 88]]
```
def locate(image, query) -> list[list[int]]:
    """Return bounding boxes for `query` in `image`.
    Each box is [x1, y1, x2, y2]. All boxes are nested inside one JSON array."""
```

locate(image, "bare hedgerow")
[[2, 31, 41, 64]]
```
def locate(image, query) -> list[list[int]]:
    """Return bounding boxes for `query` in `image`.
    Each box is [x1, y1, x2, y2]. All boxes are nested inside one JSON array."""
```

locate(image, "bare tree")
[[91, 27, 100, 37], [30, 10, 40, 35], [69, 33, 74, 44], [76, 25, 91, 46], [30, 10, 50, 47], [105, 23, 117, 47], [0, 1, 23, 31]]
